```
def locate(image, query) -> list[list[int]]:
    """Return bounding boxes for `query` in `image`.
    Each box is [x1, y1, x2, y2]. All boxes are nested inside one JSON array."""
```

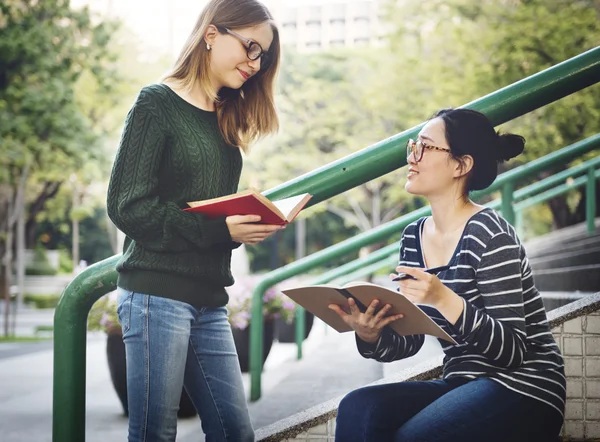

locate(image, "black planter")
[[232, 318, 275, 373], [275, 311, 315, 343], [106, 332, 197, 418]]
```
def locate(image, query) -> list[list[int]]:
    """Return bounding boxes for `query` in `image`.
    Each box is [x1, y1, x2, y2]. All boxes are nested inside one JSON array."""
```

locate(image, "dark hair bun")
[[495, 133, 525, 162]]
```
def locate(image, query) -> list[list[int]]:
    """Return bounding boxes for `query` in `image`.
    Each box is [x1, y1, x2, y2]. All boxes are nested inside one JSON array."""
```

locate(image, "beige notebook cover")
[[281, 282, 457, 344]]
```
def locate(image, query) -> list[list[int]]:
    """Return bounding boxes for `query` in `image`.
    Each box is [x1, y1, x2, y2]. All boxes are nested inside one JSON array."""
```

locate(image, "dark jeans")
[[335, 377, 563, 442]]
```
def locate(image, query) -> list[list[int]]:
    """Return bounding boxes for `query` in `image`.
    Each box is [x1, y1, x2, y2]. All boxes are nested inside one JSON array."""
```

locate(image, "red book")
[[184, 190, 312, 225]]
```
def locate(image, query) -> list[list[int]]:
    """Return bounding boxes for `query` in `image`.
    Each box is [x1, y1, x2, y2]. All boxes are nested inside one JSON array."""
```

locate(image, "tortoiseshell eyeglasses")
[[406, 139, 451, 162]]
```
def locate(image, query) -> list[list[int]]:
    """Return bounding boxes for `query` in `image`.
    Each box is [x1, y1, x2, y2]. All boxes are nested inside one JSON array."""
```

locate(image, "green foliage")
[[0, 1, 120, 177], [57, 248, 73, 274], [25, 245, 57, 276], [242, 0, 600, 257], [87, 294, 120, 334]]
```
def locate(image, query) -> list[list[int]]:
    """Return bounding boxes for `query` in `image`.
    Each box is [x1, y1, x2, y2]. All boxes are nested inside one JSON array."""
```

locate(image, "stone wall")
[[256, 293, 600, 442], [554, 312, 600, 439]]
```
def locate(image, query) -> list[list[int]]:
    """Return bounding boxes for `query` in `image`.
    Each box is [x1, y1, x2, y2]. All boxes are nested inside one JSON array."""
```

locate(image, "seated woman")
[[329, 108, 565, 442]]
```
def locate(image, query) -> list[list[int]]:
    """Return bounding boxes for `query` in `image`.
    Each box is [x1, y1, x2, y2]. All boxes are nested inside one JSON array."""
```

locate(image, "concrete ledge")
[[255, 356, 444, 441], [547, 292, 600, 328], [256, 292, 600, 442]]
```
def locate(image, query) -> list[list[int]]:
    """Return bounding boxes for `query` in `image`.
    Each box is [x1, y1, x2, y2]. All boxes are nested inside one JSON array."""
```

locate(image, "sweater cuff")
[[194, 215, 232, 247], [355, 332, 384, 358]]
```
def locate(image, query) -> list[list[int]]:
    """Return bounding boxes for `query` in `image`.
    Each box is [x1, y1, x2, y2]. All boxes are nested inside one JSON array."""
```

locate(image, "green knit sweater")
[[107, 83, 243, 308]]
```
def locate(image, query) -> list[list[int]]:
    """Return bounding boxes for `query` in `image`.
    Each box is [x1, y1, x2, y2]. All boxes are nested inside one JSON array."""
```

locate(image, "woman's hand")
[[225, 215, 283, 245], [392, 266, 464, 325], [328, 298, 404, 344]]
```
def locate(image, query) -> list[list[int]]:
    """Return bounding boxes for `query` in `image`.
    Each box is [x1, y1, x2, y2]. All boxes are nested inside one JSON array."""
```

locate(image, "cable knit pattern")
[[107, 84, 243, 308]]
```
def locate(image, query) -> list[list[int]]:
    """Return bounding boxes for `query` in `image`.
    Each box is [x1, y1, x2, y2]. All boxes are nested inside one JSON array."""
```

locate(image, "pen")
[[392, 264, 451, 281]]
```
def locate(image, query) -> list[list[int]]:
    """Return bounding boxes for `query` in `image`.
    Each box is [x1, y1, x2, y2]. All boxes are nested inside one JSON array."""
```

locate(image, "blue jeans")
[[116, 287, 254, 442], [336, 377, 562, 442]]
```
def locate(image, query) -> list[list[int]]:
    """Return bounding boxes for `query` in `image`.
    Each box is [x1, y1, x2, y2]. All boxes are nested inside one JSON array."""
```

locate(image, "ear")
[[454, 155, 474, 178], [204, 24, 219, 47]]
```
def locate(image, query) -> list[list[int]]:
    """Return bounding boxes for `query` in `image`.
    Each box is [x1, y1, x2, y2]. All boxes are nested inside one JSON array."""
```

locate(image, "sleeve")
[[446, 233, 527, 369], [356, 330, 425, 362], [354, 231, 425, 362], [106, 90, 233, 253]]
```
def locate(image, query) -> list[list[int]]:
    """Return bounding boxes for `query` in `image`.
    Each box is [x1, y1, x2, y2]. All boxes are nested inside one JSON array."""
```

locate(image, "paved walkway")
[[0, 320, 440, 441]]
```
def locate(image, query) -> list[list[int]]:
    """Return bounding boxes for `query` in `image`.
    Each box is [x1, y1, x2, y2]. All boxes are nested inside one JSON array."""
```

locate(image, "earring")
[[206, 43, 211, 51]]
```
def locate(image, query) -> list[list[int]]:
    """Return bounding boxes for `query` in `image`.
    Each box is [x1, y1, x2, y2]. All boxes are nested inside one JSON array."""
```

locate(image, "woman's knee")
[[337, 386, 383, 422]]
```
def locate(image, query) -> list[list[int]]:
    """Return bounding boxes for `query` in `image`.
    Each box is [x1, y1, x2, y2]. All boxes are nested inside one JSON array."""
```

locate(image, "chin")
[[404, 182, 425, 196]]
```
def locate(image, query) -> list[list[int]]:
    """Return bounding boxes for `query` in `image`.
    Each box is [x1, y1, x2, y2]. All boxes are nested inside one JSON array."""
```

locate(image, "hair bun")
[[495, 133, 525, 162]]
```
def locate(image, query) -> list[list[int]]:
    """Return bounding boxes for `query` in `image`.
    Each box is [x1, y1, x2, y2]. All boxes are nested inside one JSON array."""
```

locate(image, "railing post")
[[53, 293, 89, 442], [250, 282, 266, 401], [295, 306, 305, 359], [501, 181, 515, 225], [587, 166, 597, 234], [515, 208, 525, 239], [52, 255, 118, 442]]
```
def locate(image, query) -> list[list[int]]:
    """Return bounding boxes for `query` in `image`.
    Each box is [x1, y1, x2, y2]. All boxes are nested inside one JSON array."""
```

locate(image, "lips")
[[408, 168, 419, 177], [237, 69, 250, 80]]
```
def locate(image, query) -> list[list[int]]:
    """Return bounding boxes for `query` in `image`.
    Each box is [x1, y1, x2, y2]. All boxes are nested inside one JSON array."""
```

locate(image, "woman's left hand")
[[391, 266, 464, 325]]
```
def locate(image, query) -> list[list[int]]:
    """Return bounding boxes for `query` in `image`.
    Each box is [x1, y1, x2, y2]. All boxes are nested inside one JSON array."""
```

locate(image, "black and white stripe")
[[357, 208, 566, 416]]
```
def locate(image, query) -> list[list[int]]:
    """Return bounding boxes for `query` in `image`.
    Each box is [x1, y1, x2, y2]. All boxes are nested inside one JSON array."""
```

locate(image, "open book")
[[281, 282, 457, 344], [185, 190, 312, 225]]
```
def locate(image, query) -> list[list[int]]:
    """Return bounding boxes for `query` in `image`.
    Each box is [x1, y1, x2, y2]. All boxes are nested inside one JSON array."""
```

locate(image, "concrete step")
[[529, 246, 600, 270], [533, 264, 600, 292], [524, 218, 600, 259]]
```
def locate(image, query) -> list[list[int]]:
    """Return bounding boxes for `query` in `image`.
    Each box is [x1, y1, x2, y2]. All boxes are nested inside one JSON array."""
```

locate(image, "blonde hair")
[[162, 0, 280, 152]]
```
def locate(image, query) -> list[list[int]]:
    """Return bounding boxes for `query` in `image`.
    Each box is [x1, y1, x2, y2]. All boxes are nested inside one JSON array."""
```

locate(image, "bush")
[[58, 249, 74, 274], [25, 262, 57, 276], [24, 294, 61, 309], [25, 245, 57, 276]]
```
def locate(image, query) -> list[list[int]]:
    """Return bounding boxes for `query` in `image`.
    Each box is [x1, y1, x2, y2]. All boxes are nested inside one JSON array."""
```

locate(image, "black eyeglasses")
[[406, 139, 451, 162], [217, 26, 272, 68]]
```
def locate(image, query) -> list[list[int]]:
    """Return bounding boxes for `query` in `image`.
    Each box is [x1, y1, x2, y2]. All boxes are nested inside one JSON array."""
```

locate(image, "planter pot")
[[106, 332, 196, 418], [231, 318, 275, 373], [275, 311, 315, 343]]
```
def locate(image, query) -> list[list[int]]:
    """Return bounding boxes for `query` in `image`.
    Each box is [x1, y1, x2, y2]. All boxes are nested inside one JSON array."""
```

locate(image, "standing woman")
[[331, 108, 565, 442], [107, 1, 282, 440]]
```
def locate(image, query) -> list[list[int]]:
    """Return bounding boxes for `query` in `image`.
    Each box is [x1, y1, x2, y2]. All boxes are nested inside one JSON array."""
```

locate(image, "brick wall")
[[554, 312, 600, 440]]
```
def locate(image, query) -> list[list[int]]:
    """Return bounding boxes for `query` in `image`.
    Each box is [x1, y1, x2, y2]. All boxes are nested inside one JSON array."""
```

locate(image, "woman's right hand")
[[225, 215, 283, 245], [328, 298, 404, 344]]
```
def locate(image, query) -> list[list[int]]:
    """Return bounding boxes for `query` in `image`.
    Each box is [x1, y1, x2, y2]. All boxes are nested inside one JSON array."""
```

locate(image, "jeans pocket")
[[116, 288, 134, 334]]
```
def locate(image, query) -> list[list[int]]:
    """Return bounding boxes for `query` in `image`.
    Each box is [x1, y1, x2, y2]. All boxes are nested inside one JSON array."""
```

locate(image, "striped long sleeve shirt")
[[357, 208, 566, 417]]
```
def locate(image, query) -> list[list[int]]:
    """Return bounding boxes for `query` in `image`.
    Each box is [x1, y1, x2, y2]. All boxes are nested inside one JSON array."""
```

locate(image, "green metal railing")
[[318, 157, 600, 292], [52, 47, 600, 440], [515, 168, 600, 232], [249, 132, 600, 401]]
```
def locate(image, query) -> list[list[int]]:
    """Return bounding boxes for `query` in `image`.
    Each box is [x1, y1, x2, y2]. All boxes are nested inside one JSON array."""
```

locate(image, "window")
[[353, 17, 370, 39], [354, 37, 370, 46], [330, 20, 345, 40]]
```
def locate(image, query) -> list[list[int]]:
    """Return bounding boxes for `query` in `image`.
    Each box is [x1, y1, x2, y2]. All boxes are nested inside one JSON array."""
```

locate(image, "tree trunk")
[[3, 215, 13, 337], [25, 181, 61, 248], [16, 199, 25, 309], [547, 195, 572, 229]]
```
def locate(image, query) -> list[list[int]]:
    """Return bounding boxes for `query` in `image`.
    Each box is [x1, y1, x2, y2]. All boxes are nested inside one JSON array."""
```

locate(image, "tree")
[[384, 0, 600, 229], [243, 50, 426, 265], [0, 0, 119, 333]]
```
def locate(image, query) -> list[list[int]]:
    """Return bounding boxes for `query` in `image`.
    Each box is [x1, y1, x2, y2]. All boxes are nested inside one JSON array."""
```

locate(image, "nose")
[[247, 57, 261, 72], [407, 150, 417, 165]]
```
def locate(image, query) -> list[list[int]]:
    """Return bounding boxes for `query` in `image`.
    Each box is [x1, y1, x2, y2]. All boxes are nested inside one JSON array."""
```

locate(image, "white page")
[[272, 194, 308, 219]]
